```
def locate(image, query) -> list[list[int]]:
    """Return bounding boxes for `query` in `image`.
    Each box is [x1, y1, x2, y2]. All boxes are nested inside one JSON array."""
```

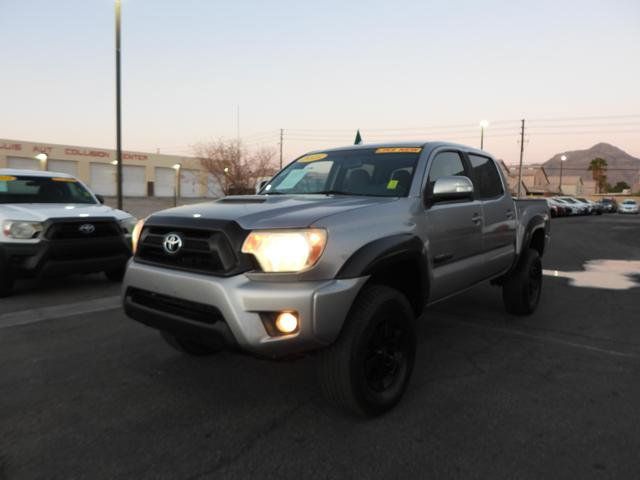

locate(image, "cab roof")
[[308, 141, 488, 156], [0, 168, 74, 178]]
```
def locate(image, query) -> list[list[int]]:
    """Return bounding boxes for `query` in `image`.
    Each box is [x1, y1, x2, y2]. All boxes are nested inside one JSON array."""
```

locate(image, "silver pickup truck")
[[123, 142, 550, 416]]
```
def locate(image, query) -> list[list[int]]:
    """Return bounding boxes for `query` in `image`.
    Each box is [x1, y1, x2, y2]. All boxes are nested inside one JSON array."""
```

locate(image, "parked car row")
[[545, 196, 638, 217], [546, 196, 601, 217]]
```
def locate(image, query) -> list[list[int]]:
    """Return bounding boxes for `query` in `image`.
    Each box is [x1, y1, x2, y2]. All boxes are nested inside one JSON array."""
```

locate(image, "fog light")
[[275, 312, 298, 334]]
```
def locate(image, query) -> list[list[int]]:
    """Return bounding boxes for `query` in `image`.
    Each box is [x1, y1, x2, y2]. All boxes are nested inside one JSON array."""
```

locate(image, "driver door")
[[418, 150, 485, 301]]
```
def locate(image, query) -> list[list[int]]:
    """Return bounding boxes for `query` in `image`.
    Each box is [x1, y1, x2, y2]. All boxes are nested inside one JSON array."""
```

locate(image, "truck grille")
[[136, 225, 239, 275], [47, 220, 122, 240]]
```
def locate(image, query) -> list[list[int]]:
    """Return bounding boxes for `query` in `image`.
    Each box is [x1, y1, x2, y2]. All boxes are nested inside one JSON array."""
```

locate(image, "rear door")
[[466, 153, 516, 275], [420, 149, 485, 300]]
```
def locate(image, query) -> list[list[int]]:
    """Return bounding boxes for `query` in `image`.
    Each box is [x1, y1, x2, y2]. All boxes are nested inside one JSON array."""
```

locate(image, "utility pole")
[[279, 128, 284, 169], [115, 0, 123, 210], [517, 119, 525, 198]]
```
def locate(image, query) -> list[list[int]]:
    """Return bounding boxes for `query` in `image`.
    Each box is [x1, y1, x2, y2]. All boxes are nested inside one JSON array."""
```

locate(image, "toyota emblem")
[[78, 223, 96, 234], [162, 233, 183, 255]]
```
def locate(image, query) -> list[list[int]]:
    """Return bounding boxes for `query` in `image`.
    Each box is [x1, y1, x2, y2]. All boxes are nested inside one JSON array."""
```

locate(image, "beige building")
[[498, 161, 553, 196], [506, 165, 552, 195], [582, 180, 597, 196], [547, 175, 584, 196], [0, 138, 222, 198]]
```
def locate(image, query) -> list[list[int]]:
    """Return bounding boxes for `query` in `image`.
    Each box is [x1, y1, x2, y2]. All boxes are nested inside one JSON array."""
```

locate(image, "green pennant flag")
[[354, 129, 362, 145]]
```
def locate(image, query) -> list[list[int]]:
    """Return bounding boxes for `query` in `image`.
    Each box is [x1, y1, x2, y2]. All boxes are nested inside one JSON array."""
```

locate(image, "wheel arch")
[[336, 234, 429, 316], [523, 215, 548, 257]]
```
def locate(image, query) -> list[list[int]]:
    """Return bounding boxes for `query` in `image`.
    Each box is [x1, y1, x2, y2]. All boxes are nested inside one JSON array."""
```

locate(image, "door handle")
[[505, 209, 515, 219], [471, 213, 483, 224]]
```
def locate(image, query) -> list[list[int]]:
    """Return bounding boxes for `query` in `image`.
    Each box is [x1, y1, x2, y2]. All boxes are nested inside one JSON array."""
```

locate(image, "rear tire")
[[502, 248, 542, 315], [160, 331, 223, 356], [317, 285, 416, 417]]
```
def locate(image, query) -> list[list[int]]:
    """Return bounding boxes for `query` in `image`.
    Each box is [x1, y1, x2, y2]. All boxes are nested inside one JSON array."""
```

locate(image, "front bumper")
[[123, 260, 368, 357], [0, 237, 130, 278]]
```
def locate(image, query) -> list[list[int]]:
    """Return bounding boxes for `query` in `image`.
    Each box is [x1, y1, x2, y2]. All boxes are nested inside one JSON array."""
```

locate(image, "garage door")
[[48, 159, 78, 177], [123, 165, 146, 197], [155, 167, 175, 197], [180, 169, 200, 198], [7, 156, 40, 171], [206, 174, 223, 198], [90, 163, 116, 196]]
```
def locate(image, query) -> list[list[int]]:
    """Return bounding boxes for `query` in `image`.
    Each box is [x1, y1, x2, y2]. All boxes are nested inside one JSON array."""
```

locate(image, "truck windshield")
[[263, 147, 422, 197], [0, 175, 97, 204]]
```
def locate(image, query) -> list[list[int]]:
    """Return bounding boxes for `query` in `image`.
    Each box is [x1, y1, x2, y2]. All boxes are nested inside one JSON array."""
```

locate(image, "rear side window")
[[468, 154, 503, 199], [426, 151, 466, 195]]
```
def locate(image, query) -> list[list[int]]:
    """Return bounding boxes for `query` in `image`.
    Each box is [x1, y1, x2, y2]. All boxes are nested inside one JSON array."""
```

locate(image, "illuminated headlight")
[[241, 229, 327, 272], [118, 216, 138, 235], [131, 219, 146, 254], [2, 221, 43, 240]]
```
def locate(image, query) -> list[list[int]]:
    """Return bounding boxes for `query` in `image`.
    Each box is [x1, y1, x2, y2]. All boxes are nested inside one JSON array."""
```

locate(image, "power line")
[[527, 113, 640, 122]]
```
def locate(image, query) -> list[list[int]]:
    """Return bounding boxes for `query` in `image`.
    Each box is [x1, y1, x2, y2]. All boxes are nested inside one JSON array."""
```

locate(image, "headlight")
[[241, 229, 327, 272], [131, 219, 146, 254], [2, 221, 43, 240], [118, 216, 138, 235]]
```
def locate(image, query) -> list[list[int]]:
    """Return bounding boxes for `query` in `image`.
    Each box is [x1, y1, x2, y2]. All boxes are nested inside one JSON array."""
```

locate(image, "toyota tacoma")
[[123, 142, 550, 416], [0, 169, 136, 296]]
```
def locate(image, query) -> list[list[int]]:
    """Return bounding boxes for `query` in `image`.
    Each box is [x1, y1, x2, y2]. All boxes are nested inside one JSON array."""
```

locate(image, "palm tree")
[[588, 157, 608, 193]]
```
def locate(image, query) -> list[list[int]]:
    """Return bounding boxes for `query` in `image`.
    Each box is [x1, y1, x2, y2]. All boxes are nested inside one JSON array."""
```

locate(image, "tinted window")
[[426, 151, 466, 195], [468, 154, 503, 199], [0, 175, 97, 204]]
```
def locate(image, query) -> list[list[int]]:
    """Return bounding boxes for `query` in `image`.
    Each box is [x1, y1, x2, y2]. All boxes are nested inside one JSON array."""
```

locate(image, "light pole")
[[115, 0, 123, 210], [559, 154, 567, 194], [173, 163, 181, 207], [223, 166, 230, 195], [479, 120, 489, 150], [35, 153, 48, 171]]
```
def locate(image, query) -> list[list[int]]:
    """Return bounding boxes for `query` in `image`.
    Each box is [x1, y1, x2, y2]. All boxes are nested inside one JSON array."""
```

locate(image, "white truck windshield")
[[0, 175, 97, 204]]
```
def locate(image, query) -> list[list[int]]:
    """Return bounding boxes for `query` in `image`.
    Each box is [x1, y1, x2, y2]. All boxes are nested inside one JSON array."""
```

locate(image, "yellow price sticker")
[[51, 177, 77, 182], [387, 179, 399, 190], [298, 153, 328, 163], [0, 175, 17, 181], [375, 147, 422, 154]]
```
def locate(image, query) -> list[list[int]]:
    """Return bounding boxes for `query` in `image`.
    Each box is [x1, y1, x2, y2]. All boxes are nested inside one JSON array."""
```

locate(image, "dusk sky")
[[1, 0, 639, 164]]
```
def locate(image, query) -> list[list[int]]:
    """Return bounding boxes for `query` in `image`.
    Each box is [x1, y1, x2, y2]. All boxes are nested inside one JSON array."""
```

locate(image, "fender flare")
[[522, 214, 547, 256], [336, 234, 429, 311]]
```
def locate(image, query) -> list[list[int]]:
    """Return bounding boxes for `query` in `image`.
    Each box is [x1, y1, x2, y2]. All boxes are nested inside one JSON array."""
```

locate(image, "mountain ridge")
[[541, 143, 640, 188]]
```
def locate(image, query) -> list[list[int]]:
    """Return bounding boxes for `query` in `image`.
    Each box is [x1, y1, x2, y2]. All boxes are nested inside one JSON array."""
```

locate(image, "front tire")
[[160, 331, 223, 356], [502, 248, 542, 315], [317, 285, 416, 417]]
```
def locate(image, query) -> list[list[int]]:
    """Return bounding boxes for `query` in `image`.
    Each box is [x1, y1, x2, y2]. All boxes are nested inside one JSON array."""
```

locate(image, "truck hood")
[[151, 195, 399, 229], [0, 203, 132, 222]]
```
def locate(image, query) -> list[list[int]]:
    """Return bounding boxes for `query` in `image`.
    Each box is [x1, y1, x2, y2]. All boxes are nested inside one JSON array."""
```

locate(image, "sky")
[[1, 0, 639, 165]]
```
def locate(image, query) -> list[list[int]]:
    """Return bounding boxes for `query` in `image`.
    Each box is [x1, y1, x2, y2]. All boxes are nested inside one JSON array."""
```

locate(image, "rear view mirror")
[[430, 176, 474, 203], [95, 194, 105, 204]]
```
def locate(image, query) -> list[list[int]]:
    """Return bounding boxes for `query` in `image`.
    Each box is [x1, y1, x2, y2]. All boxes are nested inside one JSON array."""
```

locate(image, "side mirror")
[[429, 176, 474, 204], [95, 194, 105, 204], [256, 179, 269, 194]]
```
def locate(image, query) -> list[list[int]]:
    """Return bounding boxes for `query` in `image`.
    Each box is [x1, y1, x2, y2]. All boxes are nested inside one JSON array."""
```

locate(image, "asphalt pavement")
[[1, 214, 640, 480]]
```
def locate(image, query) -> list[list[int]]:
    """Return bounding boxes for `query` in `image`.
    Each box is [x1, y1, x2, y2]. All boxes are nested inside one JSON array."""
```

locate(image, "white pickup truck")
[[0, 169, 136, 296]]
